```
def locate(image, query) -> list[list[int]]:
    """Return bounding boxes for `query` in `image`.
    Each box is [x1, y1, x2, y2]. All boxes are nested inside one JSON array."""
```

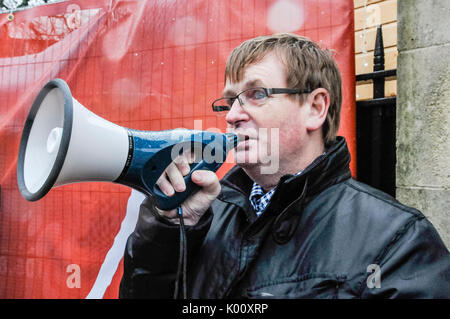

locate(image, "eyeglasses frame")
[[211, 87, 313, 113]]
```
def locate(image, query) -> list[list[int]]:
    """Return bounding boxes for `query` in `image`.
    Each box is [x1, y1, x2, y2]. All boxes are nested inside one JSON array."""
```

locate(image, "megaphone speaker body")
[[17, 79, 239, 210]]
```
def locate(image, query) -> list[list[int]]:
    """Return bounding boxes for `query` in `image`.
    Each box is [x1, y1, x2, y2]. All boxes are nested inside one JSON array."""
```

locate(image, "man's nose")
[[226, 98, 248, 125]]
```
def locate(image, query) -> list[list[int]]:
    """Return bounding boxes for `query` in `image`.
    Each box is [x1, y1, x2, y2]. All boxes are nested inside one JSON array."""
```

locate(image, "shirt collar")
[[249, 170, 303, 216]]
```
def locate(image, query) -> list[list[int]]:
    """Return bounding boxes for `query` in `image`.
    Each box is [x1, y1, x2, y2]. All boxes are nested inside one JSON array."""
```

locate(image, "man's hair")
[[225, 33, 342, 145]]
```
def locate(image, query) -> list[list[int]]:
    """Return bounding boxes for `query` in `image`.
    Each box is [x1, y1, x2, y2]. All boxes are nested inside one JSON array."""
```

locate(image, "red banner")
[[0, 0, 355, 298]]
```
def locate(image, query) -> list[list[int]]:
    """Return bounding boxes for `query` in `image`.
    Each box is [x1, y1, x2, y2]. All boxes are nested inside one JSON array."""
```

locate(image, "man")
[[119, 33, 450, 298]]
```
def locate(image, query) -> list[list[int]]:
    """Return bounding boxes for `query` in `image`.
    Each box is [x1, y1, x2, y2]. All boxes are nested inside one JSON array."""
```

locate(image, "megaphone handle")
[[151, 159, 222, 211]]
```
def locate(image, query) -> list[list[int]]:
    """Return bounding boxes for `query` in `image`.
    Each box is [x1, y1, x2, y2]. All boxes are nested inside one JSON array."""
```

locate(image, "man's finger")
[[156, 172, 175, 196], [165, 162, 186, 192], [173, 154, 191, 176], [191, 170, 221, 197]]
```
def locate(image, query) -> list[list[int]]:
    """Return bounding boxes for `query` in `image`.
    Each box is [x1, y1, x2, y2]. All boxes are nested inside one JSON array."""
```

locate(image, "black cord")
[[173, 206, 187, 299], [180, 208, 187, 299]]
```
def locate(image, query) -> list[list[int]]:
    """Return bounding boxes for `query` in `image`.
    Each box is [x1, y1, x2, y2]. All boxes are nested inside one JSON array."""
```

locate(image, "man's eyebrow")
[[244, 79, 264, 89], [222, 79, 265, 97]]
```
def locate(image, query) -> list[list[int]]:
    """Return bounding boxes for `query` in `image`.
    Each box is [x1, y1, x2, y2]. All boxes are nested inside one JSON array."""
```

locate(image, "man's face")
[[223, 52, 310, 173]]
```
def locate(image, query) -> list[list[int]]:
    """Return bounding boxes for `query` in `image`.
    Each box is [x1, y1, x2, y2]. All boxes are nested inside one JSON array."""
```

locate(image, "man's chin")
[[236, 161, 258, 170], [233, 149, 259, 166]]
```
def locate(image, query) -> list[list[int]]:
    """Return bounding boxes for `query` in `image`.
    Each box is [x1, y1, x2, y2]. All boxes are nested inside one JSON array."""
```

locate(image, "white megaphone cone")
[[17, 78, 130, 201]]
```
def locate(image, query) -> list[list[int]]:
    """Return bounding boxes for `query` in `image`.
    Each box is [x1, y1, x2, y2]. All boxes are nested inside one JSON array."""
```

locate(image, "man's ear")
[[305, 88, 330, 132]]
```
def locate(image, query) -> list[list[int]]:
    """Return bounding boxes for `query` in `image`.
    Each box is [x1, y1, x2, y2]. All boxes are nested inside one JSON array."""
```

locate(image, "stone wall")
[[397, 0, 450, 248]]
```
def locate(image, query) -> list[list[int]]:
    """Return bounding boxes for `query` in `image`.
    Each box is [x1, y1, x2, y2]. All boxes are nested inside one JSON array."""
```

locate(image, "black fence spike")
[[373, 25, 385, 98], [374, 25, 385, 72]]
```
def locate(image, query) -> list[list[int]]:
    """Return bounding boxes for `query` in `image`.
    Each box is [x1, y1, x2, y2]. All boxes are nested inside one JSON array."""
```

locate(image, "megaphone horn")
[[17, 79, 240, 210]]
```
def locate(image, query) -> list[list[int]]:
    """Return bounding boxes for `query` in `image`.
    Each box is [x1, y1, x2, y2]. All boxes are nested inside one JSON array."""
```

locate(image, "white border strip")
[[85, 189, 144, 299]]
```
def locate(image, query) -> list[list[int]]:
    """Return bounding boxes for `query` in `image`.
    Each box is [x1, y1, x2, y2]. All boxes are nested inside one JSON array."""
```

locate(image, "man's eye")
[[247, 89, 266, 100]]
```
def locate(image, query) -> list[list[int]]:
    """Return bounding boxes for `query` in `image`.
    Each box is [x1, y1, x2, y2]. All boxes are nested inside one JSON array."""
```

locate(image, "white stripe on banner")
[[85, 189, 145, 299]]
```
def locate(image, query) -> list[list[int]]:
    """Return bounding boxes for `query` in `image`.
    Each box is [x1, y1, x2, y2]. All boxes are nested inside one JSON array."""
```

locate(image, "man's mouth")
[[237, 134, 251, 142], [235, 134, 252, 150]]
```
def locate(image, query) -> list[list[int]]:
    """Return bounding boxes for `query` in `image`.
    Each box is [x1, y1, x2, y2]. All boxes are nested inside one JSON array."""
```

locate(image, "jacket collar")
[[217, 136, 352, 213]]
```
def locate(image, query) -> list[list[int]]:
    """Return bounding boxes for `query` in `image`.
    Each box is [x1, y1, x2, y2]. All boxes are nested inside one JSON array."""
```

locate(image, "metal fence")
[[356, 25, 397, 197]]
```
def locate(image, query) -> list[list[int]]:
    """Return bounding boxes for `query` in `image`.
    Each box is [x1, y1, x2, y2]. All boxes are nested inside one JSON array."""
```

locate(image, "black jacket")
[[119, 137, 450, 298]]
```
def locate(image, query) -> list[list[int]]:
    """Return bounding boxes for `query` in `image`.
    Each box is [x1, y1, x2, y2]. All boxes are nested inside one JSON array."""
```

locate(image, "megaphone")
[[17, 79, 239, 210]]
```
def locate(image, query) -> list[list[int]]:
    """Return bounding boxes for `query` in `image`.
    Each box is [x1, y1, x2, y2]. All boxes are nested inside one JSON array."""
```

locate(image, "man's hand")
[[155, 151, 221, 226]]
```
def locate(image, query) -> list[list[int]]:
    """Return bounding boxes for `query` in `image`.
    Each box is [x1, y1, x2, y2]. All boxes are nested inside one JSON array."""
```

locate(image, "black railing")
[[356, 25, 397, 197]]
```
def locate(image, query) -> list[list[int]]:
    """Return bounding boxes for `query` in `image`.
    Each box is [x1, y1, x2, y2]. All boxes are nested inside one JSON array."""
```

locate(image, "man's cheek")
[[258, 128, 280, 174]]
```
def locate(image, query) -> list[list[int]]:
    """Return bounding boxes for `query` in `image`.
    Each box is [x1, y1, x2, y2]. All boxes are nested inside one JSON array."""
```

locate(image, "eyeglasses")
[[211, 87, 312, 115]]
